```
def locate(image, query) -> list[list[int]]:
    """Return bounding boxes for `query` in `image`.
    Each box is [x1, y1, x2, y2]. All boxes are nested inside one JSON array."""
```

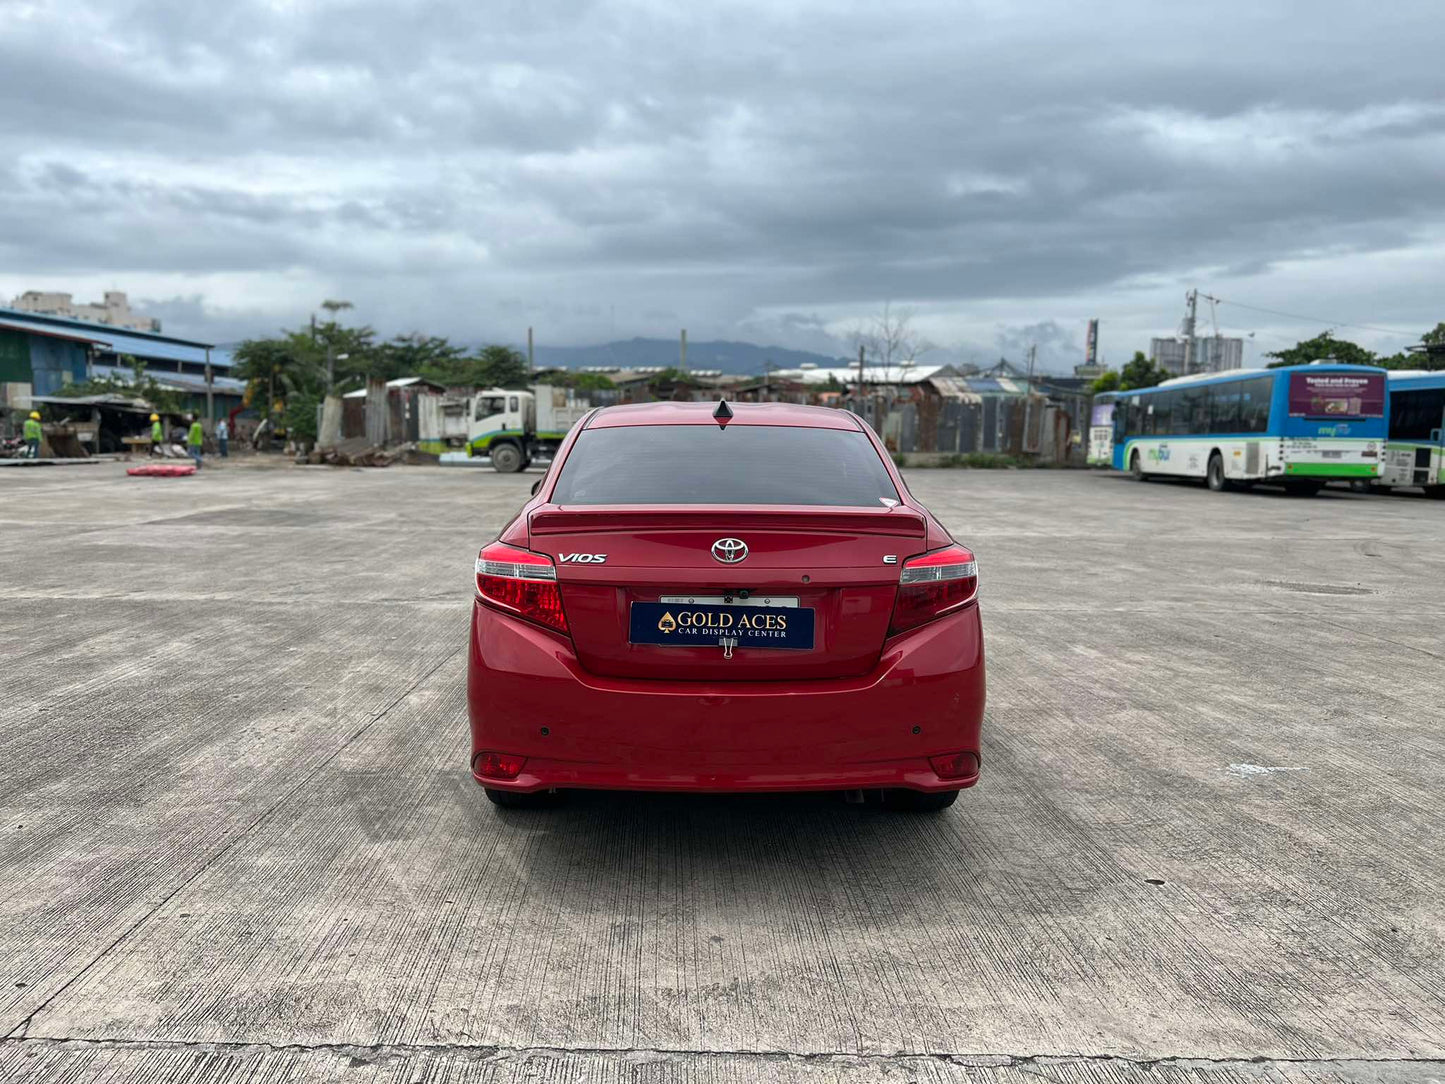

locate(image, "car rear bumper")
[[467, 599, 986, 794]]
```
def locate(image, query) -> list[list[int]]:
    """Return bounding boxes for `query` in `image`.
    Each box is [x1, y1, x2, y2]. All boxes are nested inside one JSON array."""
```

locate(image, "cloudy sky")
[[2, 0, 1442, 371]]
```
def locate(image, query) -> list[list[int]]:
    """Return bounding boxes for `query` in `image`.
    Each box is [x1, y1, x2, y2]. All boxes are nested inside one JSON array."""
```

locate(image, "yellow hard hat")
[[150, 413, 160, 421], [29, 411, 40, 419]]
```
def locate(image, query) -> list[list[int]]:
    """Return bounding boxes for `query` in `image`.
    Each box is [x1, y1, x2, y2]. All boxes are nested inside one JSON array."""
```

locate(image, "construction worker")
[[24, 411, 42, 459], [187, 416, 204, 469], [149, 413, 163, 455]]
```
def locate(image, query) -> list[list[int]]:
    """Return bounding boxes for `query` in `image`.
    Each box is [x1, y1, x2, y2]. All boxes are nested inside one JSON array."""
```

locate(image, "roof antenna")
[[713, 399, 733, 425]]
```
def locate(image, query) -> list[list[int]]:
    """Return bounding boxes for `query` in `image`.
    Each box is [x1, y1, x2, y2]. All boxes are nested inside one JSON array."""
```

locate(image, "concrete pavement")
[[1, 462, 1442, 1083]]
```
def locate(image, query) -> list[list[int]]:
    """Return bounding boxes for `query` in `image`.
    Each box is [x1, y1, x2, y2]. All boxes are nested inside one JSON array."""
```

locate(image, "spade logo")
[[657, 611, 676, 633]]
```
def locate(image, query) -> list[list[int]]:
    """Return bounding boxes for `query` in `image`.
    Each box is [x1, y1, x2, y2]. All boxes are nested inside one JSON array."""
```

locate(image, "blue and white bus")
[[1379, 371, 1445, 498], [1111, 363, 1387, 493], [1088, 391, 1120, 467]]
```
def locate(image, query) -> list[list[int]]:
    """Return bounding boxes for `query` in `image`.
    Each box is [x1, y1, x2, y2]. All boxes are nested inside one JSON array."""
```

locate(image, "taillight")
[[888, 544, 978, 636], [475, 542, 569, 635], [474, 751, 526, 780]]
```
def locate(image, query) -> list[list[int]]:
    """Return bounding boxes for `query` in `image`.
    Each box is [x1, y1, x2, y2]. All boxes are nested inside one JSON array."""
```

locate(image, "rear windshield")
[[551, 425, 900, 506]]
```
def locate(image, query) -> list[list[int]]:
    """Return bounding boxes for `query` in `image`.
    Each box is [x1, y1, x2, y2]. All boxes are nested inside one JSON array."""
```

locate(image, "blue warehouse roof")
[[0, 306, 232, 369]]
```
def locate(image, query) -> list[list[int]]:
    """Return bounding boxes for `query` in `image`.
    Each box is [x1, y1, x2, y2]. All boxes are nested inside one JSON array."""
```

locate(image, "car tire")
[[490, 443, 524, 473], [883, 788, 959, 813], [1130, 451, 1147, 481], [485, 787, 563, 809], [1206, 452, 1228, 492]]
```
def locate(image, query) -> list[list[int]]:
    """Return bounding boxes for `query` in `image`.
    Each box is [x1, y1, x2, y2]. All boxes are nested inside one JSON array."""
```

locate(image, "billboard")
[[1287, 372, 1384, 418], [1085, 319, 1099, 367]]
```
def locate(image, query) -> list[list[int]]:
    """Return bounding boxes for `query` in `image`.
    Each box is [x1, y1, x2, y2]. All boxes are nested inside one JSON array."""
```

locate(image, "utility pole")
[[1182, 289, 1198, 375], [319, 299, 353, 394], [1026, 343, 1037, 392], [680, 329, 687, 374], [205, 347, 214, 426], [527, 326, 534, 375]]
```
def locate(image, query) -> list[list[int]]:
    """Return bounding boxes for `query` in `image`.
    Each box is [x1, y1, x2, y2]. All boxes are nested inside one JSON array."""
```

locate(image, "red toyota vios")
[[467, 400, 985, 812]]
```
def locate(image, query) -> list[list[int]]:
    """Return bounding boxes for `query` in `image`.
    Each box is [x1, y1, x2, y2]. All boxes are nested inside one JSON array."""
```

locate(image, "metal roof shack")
[[342, 376, 449, 399]]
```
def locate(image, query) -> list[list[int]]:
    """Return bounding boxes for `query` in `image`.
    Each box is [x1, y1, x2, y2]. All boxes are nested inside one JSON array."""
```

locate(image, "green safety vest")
[[24, 418, 41, 441], [152, 421, 163, 441], [188, 422, 203, 447]]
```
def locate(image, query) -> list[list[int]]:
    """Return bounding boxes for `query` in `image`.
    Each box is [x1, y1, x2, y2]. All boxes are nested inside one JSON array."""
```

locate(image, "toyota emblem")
[[711, 537, 749, 563]]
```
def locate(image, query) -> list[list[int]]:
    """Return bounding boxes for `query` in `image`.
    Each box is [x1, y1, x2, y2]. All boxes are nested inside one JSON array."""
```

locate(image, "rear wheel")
[[485, 787, 563, 809], [883, 788, 959, 813], [490, 442, 524, 473], [1206, 452, 1228, 492], [1130, 450, 1147, 481]]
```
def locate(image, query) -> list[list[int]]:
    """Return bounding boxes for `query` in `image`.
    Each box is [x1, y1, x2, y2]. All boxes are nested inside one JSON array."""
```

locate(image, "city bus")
[[1111, 363, 1387, 494], [1088, 391, 1120, 466], [1378, 371, 1445, 497]]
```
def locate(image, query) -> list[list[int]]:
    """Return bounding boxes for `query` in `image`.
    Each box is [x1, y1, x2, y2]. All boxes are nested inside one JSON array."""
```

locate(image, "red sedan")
[[467, 400, 985, 812]]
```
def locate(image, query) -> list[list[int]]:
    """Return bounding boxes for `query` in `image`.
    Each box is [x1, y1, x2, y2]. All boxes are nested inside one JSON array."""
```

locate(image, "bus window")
[[1210, 386, 1241, 433], [1238, 376, 1273, 432], [1180, 387, 1207, 435], [1390, 387, 1445, 440], [1153, 390, 1174, 434]]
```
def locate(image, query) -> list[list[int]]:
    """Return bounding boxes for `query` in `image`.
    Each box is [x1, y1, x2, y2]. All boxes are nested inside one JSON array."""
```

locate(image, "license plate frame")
[[629, 600, 815, 651]]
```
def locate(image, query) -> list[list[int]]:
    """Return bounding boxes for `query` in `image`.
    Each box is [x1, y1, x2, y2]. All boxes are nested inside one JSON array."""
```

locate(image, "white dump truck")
[[467, 385, 591, 472]]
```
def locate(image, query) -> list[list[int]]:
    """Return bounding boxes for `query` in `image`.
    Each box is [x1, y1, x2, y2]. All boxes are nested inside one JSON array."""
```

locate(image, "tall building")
[[9, 290, 159, 333], [1150, 336, 1244, 376]]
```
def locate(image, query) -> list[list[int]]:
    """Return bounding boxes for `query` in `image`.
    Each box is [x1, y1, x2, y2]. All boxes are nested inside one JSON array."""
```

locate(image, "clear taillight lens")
[[889, 545, 978, 636], [475, 542, 568, 635]]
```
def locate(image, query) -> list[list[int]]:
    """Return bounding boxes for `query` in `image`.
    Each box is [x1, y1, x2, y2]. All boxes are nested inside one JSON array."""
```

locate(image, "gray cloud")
[[2, 0, 1443, 365]]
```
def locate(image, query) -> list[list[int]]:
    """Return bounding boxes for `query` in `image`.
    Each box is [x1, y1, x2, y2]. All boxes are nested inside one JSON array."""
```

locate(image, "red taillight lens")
[[929, 751, 980, 780], [475, 542, 568, 635], [889, 545, 978, 636], [475, 751, 526, 780]]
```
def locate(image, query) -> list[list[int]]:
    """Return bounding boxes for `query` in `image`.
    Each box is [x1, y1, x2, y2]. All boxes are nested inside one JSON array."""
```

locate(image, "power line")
[[1209, 297, 1417, 338]]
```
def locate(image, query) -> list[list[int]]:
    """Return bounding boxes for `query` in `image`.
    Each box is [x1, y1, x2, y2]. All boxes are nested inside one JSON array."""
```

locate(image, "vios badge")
[[711, 537, 748, 564]]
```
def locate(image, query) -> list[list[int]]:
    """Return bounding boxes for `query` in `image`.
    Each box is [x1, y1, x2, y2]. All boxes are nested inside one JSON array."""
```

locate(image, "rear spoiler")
[[530, 505, 926, 537]]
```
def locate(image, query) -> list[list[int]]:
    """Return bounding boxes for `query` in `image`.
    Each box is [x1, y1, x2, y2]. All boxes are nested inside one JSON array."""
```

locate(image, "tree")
[[232, 336, 322, 421], [1119, 351, 1166, 390], [381, 333, 469, 384], [471, 345, 530, 388], [283, 391, 321, 443], [567, 372, 615, 391], [1090, 370, 1121, 394], [1265, 331, 1375, 368], [852, 303, 930, 385]]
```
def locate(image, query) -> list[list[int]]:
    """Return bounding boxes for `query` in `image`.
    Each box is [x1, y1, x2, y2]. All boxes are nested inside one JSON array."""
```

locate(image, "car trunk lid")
[[530, 505, 924, 680]]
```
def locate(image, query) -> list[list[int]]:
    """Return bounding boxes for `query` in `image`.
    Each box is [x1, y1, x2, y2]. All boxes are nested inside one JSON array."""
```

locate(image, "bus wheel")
[[1130, 451, 1147, 481], [1206, 453, 1229, 492], [490, 443, 524, 473]]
